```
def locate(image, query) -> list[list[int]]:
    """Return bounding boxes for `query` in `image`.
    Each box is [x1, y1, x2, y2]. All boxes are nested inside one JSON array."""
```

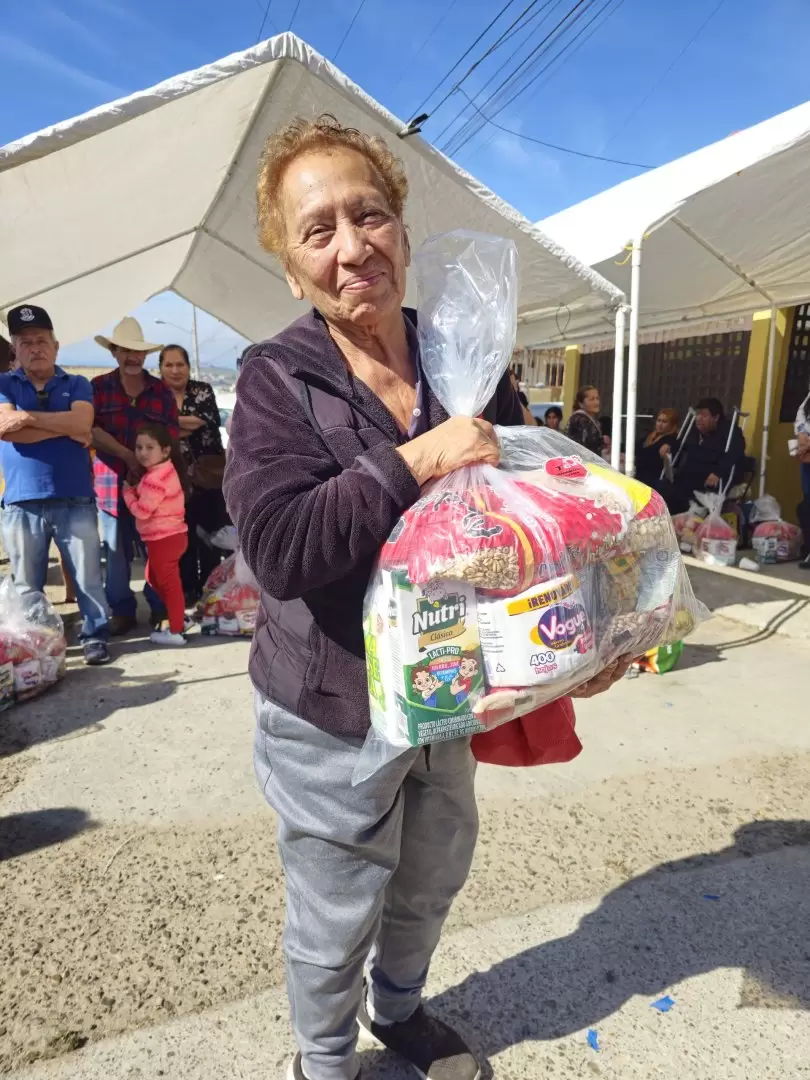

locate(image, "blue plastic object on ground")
[[587, 1029, 600, 1051], [651, 995, 676, 1012]]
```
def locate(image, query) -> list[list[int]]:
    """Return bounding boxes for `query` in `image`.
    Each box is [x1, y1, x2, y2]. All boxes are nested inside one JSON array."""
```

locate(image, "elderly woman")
[[159, 344, 228, 602], [225, 116, 627, 1080]]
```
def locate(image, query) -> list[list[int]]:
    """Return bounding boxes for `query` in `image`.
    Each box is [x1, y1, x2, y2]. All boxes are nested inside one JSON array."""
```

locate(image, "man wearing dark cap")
[[0, 304, 111, 665]]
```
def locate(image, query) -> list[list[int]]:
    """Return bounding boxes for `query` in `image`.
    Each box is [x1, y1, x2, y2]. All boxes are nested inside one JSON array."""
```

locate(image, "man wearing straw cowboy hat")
[[91, 316, 179, 634]]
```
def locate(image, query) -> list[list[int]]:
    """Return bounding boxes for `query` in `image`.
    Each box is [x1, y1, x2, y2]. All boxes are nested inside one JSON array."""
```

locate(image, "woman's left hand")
[[570, 655, 633, 698]]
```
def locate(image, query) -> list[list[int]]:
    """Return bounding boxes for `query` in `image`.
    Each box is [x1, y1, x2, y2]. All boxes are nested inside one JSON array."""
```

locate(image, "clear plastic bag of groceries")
[[0, 577, 67, 707], [749, 495, 803, 563], [356, 231, 707, 784], [200, 551, 260, 637]]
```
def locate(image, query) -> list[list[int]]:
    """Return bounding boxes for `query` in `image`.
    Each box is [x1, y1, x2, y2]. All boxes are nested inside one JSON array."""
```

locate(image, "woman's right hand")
[[397, 416, 500, 485]]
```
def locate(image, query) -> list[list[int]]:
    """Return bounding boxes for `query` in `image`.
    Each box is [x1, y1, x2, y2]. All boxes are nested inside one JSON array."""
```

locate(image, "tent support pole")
[[759, 305, 778, 497], [624, 236, 643, 476], [610, 303, 627, 470]]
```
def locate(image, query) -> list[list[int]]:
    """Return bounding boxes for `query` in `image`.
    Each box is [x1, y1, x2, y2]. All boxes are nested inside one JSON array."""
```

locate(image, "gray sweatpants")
[[254, 694, 479, 1080]]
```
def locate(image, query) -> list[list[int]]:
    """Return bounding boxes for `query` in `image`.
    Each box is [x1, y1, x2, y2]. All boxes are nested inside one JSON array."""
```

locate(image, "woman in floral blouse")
[[159, 345, 229, 603]]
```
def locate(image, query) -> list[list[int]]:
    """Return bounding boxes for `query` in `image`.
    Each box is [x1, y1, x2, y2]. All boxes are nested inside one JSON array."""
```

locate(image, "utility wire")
[[605, 0, 728, 149], [438, 0, 593, 151], [334, 0, 369, 62], [452, 88, 655, 167], [447, 0, 621, 155], [445, 0, 563, 127], [434, 0, 568, 148], [287, 0, 304, 32], [458, 0, 627, 163], [256, 0, 273, 41], [407, 0, 525, 121], [391, 0, 462, 92], [422, 0, 562, 124]]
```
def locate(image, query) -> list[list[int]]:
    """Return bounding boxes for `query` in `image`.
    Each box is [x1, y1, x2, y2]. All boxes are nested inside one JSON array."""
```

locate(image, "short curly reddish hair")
[[257, 114, 409, 259]]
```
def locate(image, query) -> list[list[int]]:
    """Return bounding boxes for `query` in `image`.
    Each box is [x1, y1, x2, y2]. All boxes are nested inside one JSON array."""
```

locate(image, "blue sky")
[[3, 0, 810, 366]]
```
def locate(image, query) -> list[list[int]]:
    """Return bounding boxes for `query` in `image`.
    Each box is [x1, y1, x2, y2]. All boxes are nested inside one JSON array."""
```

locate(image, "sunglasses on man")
[[35, 389, 49, 411]]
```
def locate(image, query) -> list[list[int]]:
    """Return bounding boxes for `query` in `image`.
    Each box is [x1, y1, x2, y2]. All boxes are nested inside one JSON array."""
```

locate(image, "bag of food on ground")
[[749, 495, 804, 563], [671, 499, 707, 554], [0, 577, 67, 707], [357, 231, 707, 784], [200, 551, 260, 636], [693, 492, 738, 566]]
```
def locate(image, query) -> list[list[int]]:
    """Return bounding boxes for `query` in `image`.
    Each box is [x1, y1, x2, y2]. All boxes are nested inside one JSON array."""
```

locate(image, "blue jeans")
[[99, 505, 163, 620], [2, 497, 110, 643], [802, 462, 810, 498]]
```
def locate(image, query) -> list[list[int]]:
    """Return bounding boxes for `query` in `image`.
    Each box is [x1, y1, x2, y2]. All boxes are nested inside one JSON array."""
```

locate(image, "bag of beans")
[[357, 232, 707, 784]]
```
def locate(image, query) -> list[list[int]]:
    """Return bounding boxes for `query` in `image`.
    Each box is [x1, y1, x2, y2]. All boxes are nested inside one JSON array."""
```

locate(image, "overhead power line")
[[605, 0, 728, 149], [287, 0, 304, 31], [407, 0, 527, 121], [460, 0, 628, 163], [452, 88, 655, 168], [445, 0, 624, 156], [255, 0, 273, 41], [391, 0, 462, 92], [334, 0, 369, 62], [440, 0, 594, 153]]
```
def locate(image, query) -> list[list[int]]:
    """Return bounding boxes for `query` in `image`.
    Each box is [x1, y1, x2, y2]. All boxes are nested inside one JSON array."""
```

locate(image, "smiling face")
[[279, 147, 410, 330], [458, 656, 478, 679]]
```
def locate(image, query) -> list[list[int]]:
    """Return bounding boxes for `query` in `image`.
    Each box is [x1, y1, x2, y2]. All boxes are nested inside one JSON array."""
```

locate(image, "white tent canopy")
[[539, 98, 810, 335], [0, 33, 622, 350], [538, 99, 810, 478]]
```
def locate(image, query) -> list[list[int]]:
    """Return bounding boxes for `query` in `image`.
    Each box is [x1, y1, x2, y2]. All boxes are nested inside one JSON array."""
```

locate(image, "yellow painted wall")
[[740, 307, 803, 523], [560, 344, 581, 421]]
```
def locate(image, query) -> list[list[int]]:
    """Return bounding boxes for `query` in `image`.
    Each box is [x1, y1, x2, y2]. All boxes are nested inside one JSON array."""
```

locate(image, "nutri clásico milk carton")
[[477, 574, 597, 689], [364, 568, 486, 747]]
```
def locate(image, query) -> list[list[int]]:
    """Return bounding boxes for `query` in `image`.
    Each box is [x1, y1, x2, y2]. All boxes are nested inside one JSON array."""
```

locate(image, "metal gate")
[[580, 330, 750, 441]]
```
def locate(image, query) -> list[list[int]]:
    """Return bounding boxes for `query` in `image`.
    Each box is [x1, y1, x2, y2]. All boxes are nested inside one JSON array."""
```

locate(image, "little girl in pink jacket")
[[123, 424, 188, 646]]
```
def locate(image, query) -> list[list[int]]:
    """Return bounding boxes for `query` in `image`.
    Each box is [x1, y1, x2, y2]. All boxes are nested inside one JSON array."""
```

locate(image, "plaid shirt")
[[92, 369, 179, 515]]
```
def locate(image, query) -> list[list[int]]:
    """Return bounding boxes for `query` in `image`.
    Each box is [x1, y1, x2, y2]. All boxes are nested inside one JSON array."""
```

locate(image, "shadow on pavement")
[[0, 807, 96, 861], [0, 663, 177, 758], [425, 820, 810, 1068]]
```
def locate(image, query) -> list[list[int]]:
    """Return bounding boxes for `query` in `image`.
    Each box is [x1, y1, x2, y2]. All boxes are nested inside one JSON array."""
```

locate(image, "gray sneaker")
[[358, 996, 480, 1080]]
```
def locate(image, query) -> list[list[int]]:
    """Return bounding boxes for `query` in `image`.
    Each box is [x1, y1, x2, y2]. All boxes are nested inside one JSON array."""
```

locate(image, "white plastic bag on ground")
[[749, 494, 803, 563], [0, 578, 67, 708], [200, 551, 260, 636], [693, 492, 737, 566]]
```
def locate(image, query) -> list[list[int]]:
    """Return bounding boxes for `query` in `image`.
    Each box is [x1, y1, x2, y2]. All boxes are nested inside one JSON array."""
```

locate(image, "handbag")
[[471, 696, 581, 768], [190, 453, 226, 490]]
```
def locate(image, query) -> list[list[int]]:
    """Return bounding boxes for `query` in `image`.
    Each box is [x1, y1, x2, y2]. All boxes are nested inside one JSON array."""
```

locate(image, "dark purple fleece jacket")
[[224, 308, 524, 738]]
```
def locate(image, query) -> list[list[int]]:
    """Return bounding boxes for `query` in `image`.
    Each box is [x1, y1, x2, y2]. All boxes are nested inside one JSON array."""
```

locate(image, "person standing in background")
[[0, 305, 110, 665], [565, 385, 605, 455], [91, 317, 179, 634], [159, 344, 229, 603]]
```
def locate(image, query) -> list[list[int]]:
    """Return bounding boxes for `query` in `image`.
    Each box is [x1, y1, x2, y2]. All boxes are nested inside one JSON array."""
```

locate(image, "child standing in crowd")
[[123, 424, 189, 646]]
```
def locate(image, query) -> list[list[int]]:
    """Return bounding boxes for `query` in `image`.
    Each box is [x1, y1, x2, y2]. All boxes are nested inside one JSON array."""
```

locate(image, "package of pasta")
[[356, 231, 708, 784]]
